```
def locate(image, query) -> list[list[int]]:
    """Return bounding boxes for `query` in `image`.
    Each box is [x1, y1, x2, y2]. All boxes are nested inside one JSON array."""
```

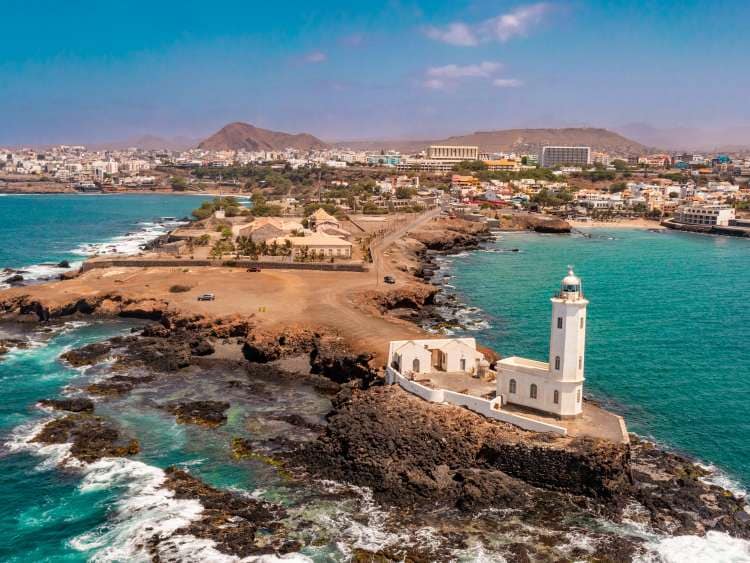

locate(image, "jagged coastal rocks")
[[1, 215, 748, 560]]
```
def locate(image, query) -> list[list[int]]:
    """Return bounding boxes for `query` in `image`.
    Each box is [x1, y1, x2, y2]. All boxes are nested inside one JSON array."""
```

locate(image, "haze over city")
[[3, 0, 750, 147]]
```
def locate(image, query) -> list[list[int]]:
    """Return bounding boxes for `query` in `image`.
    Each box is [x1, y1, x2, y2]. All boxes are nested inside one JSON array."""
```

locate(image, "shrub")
[[169, 284, 191, 293]]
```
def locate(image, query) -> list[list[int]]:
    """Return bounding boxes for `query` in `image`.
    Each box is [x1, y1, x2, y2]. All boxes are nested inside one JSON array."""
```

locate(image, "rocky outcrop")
[[155, 467, 301, 558], [629, 436, 750, 538], [60, 341, 113, 367], [292, 384, 750, 541], [363, 284, 438, 313], [38, 397, 95, 413], [165, 400, 230, 427], [309, 334, 377, 386], [410, 218, 491, 251], [503, 213, 572, 233], [32, 413, 139, 463], [242, 326, 318, 363], [0, 293, 171, 323], [294, 386, 629, 510]]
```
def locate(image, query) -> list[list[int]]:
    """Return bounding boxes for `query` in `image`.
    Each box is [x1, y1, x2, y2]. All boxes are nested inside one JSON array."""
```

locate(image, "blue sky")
[[1, 0, 749, 145]]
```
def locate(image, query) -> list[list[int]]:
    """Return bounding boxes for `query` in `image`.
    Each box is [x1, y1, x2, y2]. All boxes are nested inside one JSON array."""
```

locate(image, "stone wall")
[[387, 367, 567, 435], [81, 259, 367, 273]]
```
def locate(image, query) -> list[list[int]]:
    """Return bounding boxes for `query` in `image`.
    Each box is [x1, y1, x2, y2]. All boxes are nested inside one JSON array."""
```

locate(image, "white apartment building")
[[427, 145, 479, 161], [673, 204, 736, 226]]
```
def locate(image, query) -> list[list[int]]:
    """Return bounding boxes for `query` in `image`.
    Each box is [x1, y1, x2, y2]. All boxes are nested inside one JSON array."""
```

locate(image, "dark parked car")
[[247, 266, 261, 272], [384, 275, 396, 284]]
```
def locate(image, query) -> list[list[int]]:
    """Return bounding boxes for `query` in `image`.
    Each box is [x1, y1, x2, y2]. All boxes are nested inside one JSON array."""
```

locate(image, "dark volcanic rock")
[[57, 260, 71, 268], [86, 374, 156, 396], [32, 413, 139, 463], [292, 385, 629, 510], [39, 397, 95, 413], [242, 326, 317, 362], [629, 436, 750, 538], [3, 274, 24, 284], [165, 400, 230, 427], [60, 341, 113, 367], [111, 335, 191, 372], [309, 335, 377, 386], [153, 467, 300, 558], [140, 323, 170, 338], [190, 338, 215, 356]]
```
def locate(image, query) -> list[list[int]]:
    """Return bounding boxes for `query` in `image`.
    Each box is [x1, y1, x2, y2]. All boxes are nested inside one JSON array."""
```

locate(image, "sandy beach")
[[569, 217, 664, 230]]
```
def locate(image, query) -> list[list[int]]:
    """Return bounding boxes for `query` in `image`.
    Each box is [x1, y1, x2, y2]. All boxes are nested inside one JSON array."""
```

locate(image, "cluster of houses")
[[172, 207, 355, 260]]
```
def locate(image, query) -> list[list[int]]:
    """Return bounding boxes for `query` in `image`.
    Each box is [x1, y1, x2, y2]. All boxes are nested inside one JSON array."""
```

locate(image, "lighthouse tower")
[[547, 267, 587, 414]]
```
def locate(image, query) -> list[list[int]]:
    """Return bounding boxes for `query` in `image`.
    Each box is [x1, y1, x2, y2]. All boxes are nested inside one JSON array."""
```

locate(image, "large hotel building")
[[427, 145, 480, 161], [540, 146, 591, 168]]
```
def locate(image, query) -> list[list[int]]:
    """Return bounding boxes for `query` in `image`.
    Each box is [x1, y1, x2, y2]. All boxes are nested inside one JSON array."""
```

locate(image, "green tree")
[[170, 176, 188, 191]]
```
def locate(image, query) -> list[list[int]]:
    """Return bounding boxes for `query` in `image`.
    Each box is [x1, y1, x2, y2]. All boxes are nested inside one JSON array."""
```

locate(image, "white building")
[[427, 145, 479, 161], [673, 204, 735, 226], [388, 337, 489, 376], [497, 268, 587, 419]]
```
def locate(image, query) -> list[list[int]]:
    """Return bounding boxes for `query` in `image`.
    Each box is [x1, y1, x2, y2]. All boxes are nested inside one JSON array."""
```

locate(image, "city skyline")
[[2, 0, 750, 146]]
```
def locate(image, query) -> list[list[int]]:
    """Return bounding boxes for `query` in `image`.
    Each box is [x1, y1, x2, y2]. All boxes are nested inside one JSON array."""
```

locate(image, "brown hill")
[[198, 122, 328, 152], [337, 128, 647, 155]]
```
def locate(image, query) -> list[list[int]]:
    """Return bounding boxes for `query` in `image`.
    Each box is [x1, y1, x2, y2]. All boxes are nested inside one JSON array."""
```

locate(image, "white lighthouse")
[[497, 267, 588, 418]]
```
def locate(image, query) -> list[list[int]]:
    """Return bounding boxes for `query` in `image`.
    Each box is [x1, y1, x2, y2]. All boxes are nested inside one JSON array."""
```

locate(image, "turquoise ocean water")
[[0, 194, 208, 280], [438, 228, 750, 489]]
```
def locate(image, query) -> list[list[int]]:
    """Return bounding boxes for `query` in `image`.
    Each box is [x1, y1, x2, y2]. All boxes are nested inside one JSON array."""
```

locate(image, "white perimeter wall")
[[386, 367, 566, 435]]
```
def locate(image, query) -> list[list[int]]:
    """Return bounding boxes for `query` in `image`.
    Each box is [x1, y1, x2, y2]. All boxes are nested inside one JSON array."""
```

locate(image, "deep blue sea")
[[437, 228, 750, 491], [1, 196, 750, 561]]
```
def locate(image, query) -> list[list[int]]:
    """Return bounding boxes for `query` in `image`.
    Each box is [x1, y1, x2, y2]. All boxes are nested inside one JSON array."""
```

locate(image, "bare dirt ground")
[[1, 210, 443, 364]]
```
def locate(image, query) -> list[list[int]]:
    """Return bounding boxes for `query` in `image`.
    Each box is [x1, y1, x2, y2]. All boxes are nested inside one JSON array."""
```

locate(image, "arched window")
[[577, 389, 582, 403], [578, 356, 583, 369], [509, 379, 516, 394], [554, 356, 560, 370], [530, 384, 538, 399], [412, 358, 420, 373], [553, 390, 559, 404], [460, 358, 466, 371]]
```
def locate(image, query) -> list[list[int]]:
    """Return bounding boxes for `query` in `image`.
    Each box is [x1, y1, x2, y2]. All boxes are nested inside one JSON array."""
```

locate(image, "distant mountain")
[[198, 122, 328, 152], [615, 123, 750, 152], [336, 128, 647, 155]]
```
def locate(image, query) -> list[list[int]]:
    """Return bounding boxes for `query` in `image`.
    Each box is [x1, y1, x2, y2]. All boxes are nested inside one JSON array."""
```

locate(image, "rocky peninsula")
[[1, 213, 748, 560]]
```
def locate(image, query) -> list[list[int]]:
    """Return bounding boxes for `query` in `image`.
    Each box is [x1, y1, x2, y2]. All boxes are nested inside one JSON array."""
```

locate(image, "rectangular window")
[[557, 317, 563, 329], [580, 317, 584, 329], [578, 356, 582, 369]]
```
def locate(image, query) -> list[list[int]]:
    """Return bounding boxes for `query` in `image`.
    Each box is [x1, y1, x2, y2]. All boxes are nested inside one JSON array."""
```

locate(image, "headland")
[[1, 206, 748, 561]]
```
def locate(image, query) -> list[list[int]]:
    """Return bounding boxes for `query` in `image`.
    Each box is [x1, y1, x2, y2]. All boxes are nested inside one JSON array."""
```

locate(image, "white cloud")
[[422, 61, 521, 91], [481, 3, 552, 42], [424, 22, 478, 46], [493, 78, 523, 87], [424, 2, 553, 46], [426, 61, 502, 79], [304, 51, 327, 63]]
